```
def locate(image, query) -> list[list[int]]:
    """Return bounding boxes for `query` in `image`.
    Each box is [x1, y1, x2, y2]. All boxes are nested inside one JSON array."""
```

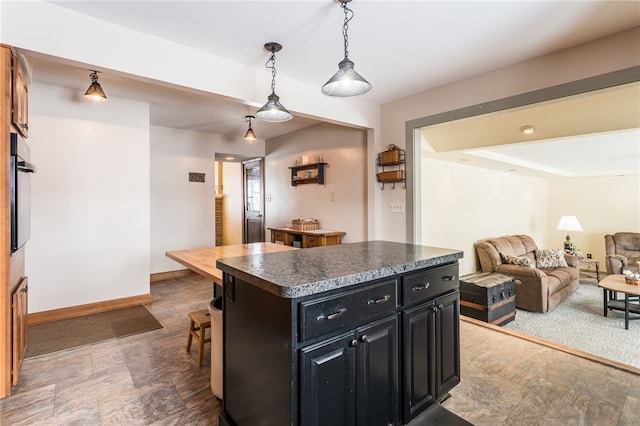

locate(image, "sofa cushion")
[[500, 253, 535, 268], [536, 249, 568, 268]]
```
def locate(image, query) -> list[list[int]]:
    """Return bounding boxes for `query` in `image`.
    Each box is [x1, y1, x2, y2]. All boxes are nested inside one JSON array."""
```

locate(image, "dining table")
[[166, 242, 298, 296]]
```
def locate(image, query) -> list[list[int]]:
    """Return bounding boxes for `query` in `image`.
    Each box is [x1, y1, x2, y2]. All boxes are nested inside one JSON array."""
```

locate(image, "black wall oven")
[[10, 132, 36, 253]]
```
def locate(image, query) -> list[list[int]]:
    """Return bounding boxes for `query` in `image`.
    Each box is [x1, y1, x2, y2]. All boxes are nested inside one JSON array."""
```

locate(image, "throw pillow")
[[535, 249, 568, 268], [500, 253, 535, 268]]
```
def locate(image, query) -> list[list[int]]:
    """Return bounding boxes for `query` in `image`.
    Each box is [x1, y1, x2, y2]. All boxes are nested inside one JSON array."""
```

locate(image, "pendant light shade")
[[84, 70, 107, 101], [321, 57, 371, 97], [255, 42, 293, 122], [322, 0, 371, 97], [244, 116, 257, 140]]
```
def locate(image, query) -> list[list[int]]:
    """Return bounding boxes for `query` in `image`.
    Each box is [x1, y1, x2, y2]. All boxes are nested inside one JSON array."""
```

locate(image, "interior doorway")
[[242, 158, 265, 243]]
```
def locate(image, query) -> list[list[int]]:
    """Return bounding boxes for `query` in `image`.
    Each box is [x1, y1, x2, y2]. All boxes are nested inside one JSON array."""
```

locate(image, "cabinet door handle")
[[438, 304, 444, 310], [367, 295, 390, 305], [349, 339, 358, 347], [360, 335, 368, 343], [412, 282, 430, 291], [442, 275, 456, 281], [316, 308, 347, 321]]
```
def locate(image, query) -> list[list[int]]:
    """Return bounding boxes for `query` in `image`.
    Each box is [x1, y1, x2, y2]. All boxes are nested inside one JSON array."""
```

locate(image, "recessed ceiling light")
[[520, 125, 535, 135]]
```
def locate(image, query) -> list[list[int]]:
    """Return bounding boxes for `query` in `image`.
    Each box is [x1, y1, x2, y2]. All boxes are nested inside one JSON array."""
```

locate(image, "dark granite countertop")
[[216, 241, 463, 298]]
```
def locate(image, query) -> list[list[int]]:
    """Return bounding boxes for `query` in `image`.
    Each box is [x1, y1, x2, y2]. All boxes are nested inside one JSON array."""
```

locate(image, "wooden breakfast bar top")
[[166, 242, 297, 285]]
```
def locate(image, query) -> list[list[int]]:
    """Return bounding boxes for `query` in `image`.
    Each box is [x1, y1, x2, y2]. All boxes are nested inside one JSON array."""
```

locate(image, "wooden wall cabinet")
[[11, 50, 29, 138]]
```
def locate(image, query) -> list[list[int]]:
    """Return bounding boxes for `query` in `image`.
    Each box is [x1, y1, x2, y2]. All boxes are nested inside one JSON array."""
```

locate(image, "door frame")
[[242, 157, 265, 243]]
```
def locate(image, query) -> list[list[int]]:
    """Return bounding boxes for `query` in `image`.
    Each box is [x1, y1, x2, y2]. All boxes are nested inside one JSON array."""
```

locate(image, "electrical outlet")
[[388, 201, 405, 213], [330, 192, 335, 202], [266, 194, 272, 202]]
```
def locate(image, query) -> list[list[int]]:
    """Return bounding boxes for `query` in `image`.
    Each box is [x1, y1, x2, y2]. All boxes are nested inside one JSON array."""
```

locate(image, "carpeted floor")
[[25, 305, 163, 358], [504, 279, 640, 369]]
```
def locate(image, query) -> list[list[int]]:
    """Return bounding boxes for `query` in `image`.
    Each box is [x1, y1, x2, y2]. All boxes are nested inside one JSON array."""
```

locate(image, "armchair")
[[604, 232, 640, 275]]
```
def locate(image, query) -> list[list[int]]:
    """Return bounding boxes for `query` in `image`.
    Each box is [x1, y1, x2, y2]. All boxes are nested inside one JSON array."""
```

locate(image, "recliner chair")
[[604, 232, 640, 275]]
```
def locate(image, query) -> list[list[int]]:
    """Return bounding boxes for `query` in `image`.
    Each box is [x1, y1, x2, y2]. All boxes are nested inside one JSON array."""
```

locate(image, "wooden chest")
[[459, 272, 516, 326]]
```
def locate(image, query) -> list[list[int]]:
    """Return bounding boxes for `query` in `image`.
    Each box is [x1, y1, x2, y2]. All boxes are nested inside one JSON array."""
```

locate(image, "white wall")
[[547, 175, 640, 268], [151, 127, 264, 273], [27, 83, 151, 313], [265, 123, 367, 243], [381, 27, 640, 243], [420, 157, 548, 275]]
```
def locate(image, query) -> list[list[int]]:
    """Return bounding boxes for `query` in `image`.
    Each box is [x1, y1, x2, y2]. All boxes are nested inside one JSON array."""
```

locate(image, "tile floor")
[[1, 274, 638, 425]]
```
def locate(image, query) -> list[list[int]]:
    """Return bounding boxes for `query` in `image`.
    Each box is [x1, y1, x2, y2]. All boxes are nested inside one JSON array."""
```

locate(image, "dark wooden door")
[[356, 316, 399, 426], [242, 158, 264, 243], [434, 291, 460, 398], [402, 301, 436, 421], [300, 333, 356, 426]]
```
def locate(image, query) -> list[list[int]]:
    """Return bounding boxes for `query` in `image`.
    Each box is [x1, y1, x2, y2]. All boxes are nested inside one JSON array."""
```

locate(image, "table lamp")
[[556, 215, 583, 253]]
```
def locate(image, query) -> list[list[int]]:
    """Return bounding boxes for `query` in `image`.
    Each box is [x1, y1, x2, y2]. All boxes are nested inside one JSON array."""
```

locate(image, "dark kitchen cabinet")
[[403, 291, 460, 422], [301, 316, 398, 426], [220, 254, 461, 426]]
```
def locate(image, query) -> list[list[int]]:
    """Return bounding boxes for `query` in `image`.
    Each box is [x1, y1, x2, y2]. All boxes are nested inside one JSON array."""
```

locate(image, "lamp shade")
[[84, 71, 107, 101], [556, 216, 583, 232], [255, 92, 293, 122], [321, 57, 372, 97], [244, 128, 256, 141]]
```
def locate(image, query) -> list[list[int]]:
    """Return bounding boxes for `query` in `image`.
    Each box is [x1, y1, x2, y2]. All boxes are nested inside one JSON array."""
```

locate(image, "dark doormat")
[[26, 305, 163, 358]]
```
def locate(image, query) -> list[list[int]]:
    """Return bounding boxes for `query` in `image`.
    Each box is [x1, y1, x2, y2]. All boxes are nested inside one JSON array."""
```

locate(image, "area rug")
[[26, 305, 162, 358], [503, 280, 640, 369]]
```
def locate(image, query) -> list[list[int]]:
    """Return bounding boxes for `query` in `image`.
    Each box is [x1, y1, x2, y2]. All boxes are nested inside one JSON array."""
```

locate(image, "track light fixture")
[[244, 116, 257, 140], [84, 70, 107, 101], [322, 0, 371, 97], [255, 42, 293, 122]]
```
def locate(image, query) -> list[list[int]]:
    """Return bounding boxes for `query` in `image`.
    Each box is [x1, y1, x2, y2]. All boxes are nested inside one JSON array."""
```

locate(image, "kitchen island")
[[216, 241, 467, 426]]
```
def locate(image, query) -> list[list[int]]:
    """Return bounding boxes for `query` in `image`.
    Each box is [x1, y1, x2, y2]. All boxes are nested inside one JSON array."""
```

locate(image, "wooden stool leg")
[[186, 319, 195, 352], [197, 325, 205, 367]]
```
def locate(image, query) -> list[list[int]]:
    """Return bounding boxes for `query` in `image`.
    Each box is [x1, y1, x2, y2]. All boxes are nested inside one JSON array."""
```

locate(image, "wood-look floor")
[[1, 274, 638, 425]]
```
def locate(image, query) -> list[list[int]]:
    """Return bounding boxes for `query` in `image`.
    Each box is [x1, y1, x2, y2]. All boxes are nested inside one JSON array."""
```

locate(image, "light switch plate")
[[388, 201, 405, 213], [189, 172, 205, 183]]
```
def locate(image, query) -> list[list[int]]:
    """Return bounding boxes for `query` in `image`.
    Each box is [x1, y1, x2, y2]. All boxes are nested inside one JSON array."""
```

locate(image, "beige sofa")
[[605, 232, 640, 275], [474, 235, 579, 313]]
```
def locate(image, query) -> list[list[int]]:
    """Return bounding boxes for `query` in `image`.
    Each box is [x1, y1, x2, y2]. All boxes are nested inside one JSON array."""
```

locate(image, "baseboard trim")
[[150, 269, 195, 283], [28, 293, 153, 326]]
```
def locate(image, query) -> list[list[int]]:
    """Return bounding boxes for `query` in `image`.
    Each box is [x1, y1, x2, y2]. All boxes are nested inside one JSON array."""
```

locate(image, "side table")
[[578, 258, 600, 281]]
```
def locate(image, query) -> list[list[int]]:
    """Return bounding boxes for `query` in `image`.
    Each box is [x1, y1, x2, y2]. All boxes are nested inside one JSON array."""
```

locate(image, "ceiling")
[[23, 1, 640, 175]]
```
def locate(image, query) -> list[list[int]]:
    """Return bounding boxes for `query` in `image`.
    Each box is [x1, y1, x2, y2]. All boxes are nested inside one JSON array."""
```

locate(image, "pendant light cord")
[[265, 50, 277, 93], [341, 1, 354, 59]]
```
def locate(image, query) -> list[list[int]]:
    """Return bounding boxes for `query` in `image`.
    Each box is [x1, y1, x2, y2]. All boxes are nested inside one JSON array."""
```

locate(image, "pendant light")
[[244, 115, 257, 140], [84, 70, 107, 101], [322, 0, 371, 97], [255, 42, 293, 122]]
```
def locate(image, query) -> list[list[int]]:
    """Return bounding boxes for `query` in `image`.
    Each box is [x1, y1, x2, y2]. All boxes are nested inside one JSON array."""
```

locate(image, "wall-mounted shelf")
[[289, 162, 327, 186], [376, 146, 405, 189]]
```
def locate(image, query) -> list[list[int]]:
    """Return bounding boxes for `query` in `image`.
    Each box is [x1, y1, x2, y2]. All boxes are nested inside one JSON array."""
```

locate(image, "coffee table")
[[598, 274, 640, 330]]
